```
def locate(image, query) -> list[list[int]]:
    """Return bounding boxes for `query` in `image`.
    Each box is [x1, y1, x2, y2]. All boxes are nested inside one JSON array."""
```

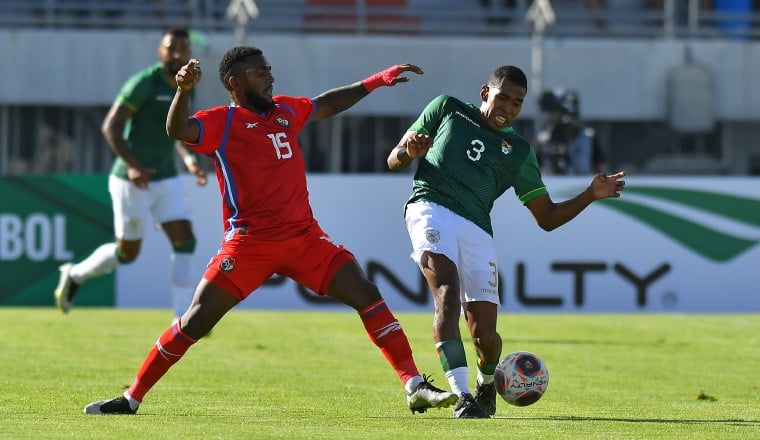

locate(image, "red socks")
[[359, 299, 420, 385], [126, 321, 197, 403], [125, 301, 417, 403]]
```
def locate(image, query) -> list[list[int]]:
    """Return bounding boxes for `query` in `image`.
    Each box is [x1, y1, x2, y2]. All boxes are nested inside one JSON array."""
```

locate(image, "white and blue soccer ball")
[[494, 351, 549, 406]]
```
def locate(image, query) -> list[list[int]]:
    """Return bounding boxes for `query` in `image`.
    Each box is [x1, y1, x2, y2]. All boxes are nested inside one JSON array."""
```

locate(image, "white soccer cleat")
[[54, 263, 77, 314], [407, 374, 458, 414]]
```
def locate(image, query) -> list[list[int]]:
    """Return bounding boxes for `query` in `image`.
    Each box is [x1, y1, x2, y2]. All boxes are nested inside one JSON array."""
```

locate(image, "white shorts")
[[404, 201, 500, 305], [108, 175, 191, 240]]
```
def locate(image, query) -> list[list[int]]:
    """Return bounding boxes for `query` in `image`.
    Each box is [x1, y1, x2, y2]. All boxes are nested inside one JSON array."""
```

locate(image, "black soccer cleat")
[[83, 396, 137, 415], [474, 381, 497, 416], [407, 374, 458, 414], [453, 393, 489, 419]]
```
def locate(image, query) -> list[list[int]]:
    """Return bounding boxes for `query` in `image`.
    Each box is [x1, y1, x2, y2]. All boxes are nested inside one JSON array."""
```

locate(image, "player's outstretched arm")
[[167, 59, 202, 143], [311, 64, 424, 122], [526, 171, 626, 232]]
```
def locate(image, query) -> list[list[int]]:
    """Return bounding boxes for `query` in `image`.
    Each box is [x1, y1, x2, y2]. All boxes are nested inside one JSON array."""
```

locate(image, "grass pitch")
[[1, 309, 758, 439]]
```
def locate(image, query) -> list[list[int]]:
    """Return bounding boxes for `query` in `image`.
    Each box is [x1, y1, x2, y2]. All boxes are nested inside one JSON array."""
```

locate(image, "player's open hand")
[[363, 64, 424, 92], [176, 59, 202, 92], [386, 64, 424, 86], [590, 171, 626, 199]]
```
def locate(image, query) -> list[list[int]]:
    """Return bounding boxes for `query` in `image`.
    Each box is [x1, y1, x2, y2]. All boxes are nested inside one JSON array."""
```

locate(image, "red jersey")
[[187, 95, 316, 241]]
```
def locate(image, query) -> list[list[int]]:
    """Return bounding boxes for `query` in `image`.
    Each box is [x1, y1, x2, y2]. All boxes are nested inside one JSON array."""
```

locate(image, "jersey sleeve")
[[274, 95, 315, 131], [514, 147, 549, 204], [409, 94, 449, 136], [186, 106, 230, 155], [115, 69, 152, 112]]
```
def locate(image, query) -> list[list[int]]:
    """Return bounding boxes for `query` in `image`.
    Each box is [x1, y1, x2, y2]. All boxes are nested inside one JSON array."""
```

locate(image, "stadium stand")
[[0, 0, 756, 38], [1, 0, 759, 175], [303, 0, 421, 35]]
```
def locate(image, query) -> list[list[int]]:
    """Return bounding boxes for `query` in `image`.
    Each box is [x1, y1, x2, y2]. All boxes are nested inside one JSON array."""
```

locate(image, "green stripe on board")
[[0, 174, 115, 306], [602, 199, 757, 262], [626, 186, 760, 226]]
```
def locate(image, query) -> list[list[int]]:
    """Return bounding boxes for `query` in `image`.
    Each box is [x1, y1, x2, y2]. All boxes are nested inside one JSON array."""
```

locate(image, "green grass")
[[1, 309, 758, 439]]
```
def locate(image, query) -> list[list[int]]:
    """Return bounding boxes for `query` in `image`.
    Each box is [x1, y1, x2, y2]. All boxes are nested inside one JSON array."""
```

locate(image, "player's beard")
[[244, 90, 275, 112], [166, 61, 186, 76]]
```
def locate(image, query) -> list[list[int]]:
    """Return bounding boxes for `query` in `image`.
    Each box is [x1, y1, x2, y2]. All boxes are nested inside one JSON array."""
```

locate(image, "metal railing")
[[0, 0, 757, 40], [1, 1, 758, 176]]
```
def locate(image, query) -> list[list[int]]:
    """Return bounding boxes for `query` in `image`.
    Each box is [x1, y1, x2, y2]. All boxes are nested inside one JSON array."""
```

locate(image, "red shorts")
[[203, 223, 354, 301]]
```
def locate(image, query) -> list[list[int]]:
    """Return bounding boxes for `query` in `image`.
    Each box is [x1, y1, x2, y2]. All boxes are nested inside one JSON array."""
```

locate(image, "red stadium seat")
[[305, 0, 421, 35]]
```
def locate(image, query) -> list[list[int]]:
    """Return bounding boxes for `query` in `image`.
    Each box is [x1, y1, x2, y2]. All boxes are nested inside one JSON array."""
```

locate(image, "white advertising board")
[[117, 175, 760, 313]]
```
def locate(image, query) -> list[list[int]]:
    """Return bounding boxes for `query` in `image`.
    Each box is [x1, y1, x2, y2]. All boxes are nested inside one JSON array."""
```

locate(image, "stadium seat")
[[304, 0, 421, 34]]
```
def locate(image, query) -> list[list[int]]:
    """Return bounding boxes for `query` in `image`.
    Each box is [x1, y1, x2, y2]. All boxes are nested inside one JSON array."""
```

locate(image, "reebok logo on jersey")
[[276, 115, 290, 127], [375, 321, 402, 339], [245, 122, 259, 128]]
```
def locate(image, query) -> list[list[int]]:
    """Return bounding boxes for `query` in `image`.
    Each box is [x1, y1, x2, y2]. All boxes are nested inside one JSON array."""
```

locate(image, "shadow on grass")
[[494, 415, 760, 426]]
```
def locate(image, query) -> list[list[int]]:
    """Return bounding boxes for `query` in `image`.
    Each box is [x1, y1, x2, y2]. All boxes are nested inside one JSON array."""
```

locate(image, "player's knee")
[[116, 246, 138, 264], [172, 237, 197, 254], [354, 279, 381, 303]]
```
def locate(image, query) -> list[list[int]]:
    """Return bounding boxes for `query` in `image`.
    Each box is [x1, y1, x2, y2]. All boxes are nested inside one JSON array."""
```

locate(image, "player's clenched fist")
[[176, 59, 202, 91]]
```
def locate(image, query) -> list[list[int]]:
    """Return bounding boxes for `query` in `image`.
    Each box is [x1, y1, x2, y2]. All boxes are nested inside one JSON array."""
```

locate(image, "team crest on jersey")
[[425, 229, 440, 244], [501, 139, 513, 155], [220, 256, 236, 273], [276, 115, 290, 127]]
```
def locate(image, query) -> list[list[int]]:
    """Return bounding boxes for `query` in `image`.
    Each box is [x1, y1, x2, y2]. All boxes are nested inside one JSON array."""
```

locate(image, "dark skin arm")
[[311, 64, 424, 122], [387, 129, 626, 231], [167, 60, 201, 143], [102, 103, 156, 188], [526, 171, 626, 231], [168, 61, 424, 141]]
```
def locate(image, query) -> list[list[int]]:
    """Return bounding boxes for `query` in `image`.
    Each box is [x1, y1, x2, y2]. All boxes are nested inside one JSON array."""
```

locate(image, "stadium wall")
[[1, 30, 760, 120], [3, 174, 758, 312]]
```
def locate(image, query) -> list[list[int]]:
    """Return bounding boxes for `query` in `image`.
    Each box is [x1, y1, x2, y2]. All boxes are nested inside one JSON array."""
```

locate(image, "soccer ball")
[[494, 351, 549, 406]]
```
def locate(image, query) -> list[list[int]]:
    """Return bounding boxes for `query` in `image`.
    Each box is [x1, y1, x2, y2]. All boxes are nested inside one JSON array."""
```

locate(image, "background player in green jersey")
[[387, 65, 626, 418], [54, 28, 207, 322]]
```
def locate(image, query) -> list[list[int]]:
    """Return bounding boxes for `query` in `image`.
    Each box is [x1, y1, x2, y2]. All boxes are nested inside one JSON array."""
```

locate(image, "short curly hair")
[[218, 46, 263, 89], [489, 65, 528, 91]]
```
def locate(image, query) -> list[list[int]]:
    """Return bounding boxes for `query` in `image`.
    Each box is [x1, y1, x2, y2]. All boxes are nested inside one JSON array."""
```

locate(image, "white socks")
[[171, 252, 195, 319], [445, 367, 471, 395], [477, 370, 494, 386], [69, 243, 120, 284], [123, 391, 140, 410], [69, 244, 197, 320], [404, 376, 423, 394]]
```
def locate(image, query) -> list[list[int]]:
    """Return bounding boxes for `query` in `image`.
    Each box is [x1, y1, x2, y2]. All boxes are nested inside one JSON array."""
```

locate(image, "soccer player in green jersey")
[[387, 65, 626, 418], [54, 28, 208, 322]]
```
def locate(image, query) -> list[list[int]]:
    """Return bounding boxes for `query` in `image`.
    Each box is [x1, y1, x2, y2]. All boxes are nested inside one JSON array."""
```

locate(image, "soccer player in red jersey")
[[84, 46, 457, 416]]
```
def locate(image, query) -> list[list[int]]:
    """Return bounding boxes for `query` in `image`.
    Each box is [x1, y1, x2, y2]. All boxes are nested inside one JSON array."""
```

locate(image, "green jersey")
[[407, 94, 548, 236], [110, 62, 180, 181]]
